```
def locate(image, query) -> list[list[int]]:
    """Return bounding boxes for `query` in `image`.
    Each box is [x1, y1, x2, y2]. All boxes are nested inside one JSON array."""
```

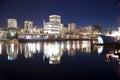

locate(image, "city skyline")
[[0, 0, 120, 28]]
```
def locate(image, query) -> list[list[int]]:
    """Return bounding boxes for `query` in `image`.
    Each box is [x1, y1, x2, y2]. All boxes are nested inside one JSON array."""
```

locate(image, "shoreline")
[[18, 38, 93, 42]]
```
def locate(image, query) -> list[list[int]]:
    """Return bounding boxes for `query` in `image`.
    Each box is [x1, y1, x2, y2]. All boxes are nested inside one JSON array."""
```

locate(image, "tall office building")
[[49, 15, 61, 24], [8, 19, 17, 28], [24, 21, 33, 29], [93, 24, 102, 34], [44, 22, 60, 34], [68, 23, 76, 31], [44, 15, 64, 34]]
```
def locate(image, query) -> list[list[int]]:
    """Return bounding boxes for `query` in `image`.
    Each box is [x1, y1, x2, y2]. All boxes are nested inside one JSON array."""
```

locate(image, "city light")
[[0, 44, 2, 55]]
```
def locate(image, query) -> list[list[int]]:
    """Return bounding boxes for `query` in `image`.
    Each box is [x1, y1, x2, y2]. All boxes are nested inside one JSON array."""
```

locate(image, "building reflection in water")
[[0, 44, 2, 55], [20, 42, 42, 58], [81, 41, 91, 53], [0, 40, 104, 64], [6, 43, 18, 61], [105, 50, 120, 64], [43, 42, 62, 64], [93, 45, 104, 54]]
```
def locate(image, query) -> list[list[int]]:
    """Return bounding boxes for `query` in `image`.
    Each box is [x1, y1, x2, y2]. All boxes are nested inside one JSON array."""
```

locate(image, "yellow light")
[[44, 42, 60, 58]]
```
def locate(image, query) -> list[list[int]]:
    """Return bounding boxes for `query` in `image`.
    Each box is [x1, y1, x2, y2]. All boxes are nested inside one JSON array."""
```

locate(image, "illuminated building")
[[24, 20, 33, 33], [44, 22, 60, 34], [44, 15, 64, 34], [68, 23, 76, 32], [43, 42, 62, 64], [8, 19, 17, 28], [110, 26, 120, 40], [49, 15, 61, 24], [6, 44, 18, 61], [7, 19, 18, 38], [93, 24, 102, 34]]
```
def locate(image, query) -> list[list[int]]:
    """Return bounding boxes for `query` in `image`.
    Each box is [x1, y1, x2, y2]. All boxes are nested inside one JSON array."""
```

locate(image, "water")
[[0, 40, 119, 80]]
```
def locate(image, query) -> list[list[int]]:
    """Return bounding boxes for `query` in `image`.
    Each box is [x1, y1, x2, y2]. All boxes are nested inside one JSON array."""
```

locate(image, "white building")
[[110, 27, 120, 40], [49, 15, 61, 24], [44, 22, 60, 34], [44, 15, 64, 34], [24, 21, 33, 29], [68, 23, 76, 31], [24, 21, 33, 33], [8, 19, 17, 28]]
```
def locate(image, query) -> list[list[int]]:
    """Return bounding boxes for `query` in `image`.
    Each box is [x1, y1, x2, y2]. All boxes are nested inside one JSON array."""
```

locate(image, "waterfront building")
[[93, 24, 102, 34], [44, 15, 64, 34], [68, 23, 76, 33], [110, 26, 120, 40], [0, 27, 8, 40], [8, 19, 17, 28], [7, 19, 18, 38], [24, 20, 33, 33], [59, 24, 64, 34], [49, 15, 61, 24], [44, 22, 60, 34]]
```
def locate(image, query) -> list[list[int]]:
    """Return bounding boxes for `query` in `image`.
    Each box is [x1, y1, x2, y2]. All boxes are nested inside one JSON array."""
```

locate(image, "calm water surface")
[[0, 40, 119, 80]]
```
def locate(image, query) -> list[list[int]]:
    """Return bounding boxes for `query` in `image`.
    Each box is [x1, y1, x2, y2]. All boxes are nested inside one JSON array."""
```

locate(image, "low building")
[[44, 22, 60, 34]]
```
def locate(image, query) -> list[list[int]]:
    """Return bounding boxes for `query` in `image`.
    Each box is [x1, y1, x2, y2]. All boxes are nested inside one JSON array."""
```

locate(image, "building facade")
[[68, 23, 76, 31], [44, 22, 60, 34], [44, 15, 64, 34], [8, 19, 17, 28], [68, 23, 76, 34], [93, 24, 102, 34], [49, 15, 61, 24], [24, 21, 33, 33]]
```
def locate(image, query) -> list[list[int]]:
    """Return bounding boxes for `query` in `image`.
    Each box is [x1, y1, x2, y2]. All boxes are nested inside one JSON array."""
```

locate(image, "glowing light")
[[27, 43, 36, 53], [77, 41, 80, 49], [44, 42, 60, 58], [66, 41, 70, 50], [0, 44, 2, 55], [77, 44, 80, 49], [61, 42, 64, 49], [10, 43, 14, 53], [8, 56, 15, 61], [72, 41, 76, 50], [111, 31, 119, 37], [111, 54, 119, 58], [82, 41, 88, 48], [72, 44, 75, 50], [36, 42, 40, 53], [49, 61, 53, 64], [110, 30, 120, 40], [98, 36, 103, 44], [97, 46, 103, 54], [11, 32, 15, 37]]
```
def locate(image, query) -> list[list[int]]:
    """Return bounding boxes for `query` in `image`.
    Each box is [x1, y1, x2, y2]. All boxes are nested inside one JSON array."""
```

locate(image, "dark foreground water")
[[0, 41, 120, 80]]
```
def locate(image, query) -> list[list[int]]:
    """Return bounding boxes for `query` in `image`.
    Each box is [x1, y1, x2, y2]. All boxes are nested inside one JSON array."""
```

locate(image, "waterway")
[[0, 40, 119, 80]]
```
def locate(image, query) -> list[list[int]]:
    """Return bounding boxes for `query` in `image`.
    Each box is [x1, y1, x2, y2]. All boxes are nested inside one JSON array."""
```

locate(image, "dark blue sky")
[[0, 0, 120, 28]]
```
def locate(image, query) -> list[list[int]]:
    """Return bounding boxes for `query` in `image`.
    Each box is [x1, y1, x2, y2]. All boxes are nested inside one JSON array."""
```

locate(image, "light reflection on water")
[[0, 40, 120, 80], [1, 40, 120, 65], [0, 41, 104, 63]]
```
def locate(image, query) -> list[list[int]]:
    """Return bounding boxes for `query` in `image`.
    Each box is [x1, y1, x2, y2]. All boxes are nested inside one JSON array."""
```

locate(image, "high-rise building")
[[93, 24, 102, 34], [24, 21, 34, 33], [68, 23, 76, 31], [44, 22, 60, 34], [8, 19, 17, 28], [49, 15, 61, 24], [44, 15, 64, 34], [24, 21, 33, 29]]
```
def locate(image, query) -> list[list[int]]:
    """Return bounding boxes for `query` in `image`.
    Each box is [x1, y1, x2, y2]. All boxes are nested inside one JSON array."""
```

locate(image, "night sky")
[[0, 0, 120, 29]]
